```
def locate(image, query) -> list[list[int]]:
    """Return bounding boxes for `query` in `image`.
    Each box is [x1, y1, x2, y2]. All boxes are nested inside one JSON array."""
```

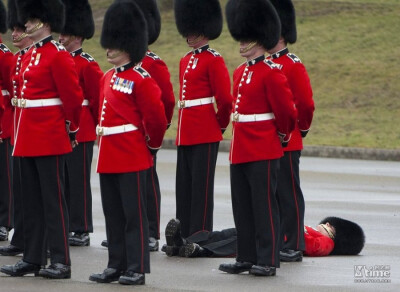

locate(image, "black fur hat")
[[101, 0, 148, 64], [61, 0, 94, 39], [226, 0, 281, 50], [16, 0, 65, 33], [174, 0, 222, 40], [116, 0, 160, 45], [270, 0, 296, 44], [7, 0, 25, 30], [320, 217, 365, 255], [0, 0, 7, 33]]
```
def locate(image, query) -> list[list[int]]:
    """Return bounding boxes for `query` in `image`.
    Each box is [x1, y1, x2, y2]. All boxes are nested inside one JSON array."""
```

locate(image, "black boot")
[[39, 263, 71, 279], [1, 260, 41, 277], [89, 268, 124, 283], [218, 261, 253, 274]]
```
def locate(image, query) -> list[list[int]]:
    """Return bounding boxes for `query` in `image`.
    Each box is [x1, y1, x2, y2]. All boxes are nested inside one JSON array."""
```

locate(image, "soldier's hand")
[[71, 140, 78, 148]]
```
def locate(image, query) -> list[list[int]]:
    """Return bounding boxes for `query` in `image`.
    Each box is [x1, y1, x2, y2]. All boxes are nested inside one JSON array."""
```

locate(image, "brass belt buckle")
[[233, 113, 239, 122], [179, 100, 185, 109], [20, 99, 26, 108], [11, 98, 18, 107], [97, 127, 104, 136]]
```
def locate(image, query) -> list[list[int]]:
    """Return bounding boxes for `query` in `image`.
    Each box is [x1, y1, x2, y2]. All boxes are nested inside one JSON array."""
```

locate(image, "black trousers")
[[175, 142, 219, 238], [65, 141, 94, 233], [146, 154, 161, 239], [276, 151, 305, 251], [187, 228, 237, 257], [10, 155, 24, 250], [0, 138, 13, 228], [230, 159, 280, 268], [20, 155, 70, 266], [100, 171, 150, 274]]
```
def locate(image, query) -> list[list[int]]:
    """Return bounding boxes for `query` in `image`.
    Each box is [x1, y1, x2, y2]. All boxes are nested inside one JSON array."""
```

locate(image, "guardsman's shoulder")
[[287, 53, 302, 63], [50, 40, 66, 51], [146, 51, 161, 60], [263, 59, 282, 70], [80, 52, 96, 62], [0, 43, 11, 53], [206, 48, 221, 57], [133, 66, 151, 79], [236, 61, 246, 70]]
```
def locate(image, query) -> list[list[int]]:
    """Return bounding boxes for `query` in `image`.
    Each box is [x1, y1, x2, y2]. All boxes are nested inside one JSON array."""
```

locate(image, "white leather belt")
[[15, 98, 62, 108], [232, 112, 275, 122], [82, 99, 89, 106], [1, 90, 9, 96], [177, 97, 214, 109], [96, 124, 138, 136]]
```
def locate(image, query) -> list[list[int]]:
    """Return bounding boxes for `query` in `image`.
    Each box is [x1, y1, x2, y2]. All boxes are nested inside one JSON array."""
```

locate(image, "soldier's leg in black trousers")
[[0, 139, 13, 240], [277, 151, 305, 251], [146, 154, 161, 241], [188, 142, 218, 236], [230, 163, 257, 264], [10, 156, 24, 250], [176, 146, 192, 238], [248, 160, 280, 268]]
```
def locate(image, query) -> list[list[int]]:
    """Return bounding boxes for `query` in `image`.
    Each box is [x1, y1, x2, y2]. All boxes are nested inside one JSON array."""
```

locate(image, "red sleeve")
[[288, 63, 314, 132], [209, 57, 233, 129], [51, 51, 84, 132], [304, 226, 334, 257], [0, 90, 3, 133], [147, 60, 175, 125], [82, 62, 103, 126], [266, 69, 297, 141], [135, 78, 167, 149]]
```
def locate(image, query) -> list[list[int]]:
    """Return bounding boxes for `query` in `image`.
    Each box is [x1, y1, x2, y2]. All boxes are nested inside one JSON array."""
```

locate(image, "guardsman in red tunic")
[[267, 0, 315, 262], [0, 0, 15, 242], [1, 0, 83, 279], [0, 0, 32, 257], [100, 0, 175, 252], [171, 0, 232, 243], [59, 0, 103, 247], [219, 0, 296, 277], [88, 1, 166, 285]]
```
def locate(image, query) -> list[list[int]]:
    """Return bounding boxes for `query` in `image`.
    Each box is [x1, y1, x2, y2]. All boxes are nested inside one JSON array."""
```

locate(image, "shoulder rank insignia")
[[134, 66, 150, 78], [146, 51, 161, 60], [0, 43, 11, 53], [112, 77, 134, 94], [207, 48, 221, 57], [264, 59, 282, 70], [50, 40, 66, 51], [287, 53, 302, 63], [80, 52, 95, 62]]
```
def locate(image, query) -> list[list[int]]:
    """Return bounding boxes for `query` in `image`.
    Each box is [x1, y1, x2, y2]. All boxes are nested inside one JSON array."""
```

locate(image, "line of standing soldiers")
[[0, 0, 314, 285]]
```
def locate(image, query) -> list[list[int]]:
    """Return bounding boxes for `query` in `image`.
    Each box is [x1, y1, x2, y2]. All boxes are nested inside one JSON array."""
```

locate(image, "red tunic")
[[0, 41, 15, 139], [268, 48, 314, 151], [96, 63, 167, 173], [71, 48, 103, 143], [176, 44, 232, 146], [304, 225, 334, 256], [229, 55, 297, 164], [140, 51, 175, 126], [13, 36, 83, 157]]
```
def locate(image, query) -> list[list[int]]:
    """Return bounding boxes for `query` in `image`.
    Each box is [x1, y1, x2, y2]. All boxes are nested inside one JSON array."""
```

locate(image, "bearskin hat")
[[61, 0, 94, 39], [0, 0, 7, 33], [174, 0, 222, 40], [320, 217, 365, 255], [226, 0, 281, 50], [7, 0, 25, 30], [15, 0, 65, 33], [116, 0, 160, 45], [270, 0, 297, 44], [101, 0, 148, 64]]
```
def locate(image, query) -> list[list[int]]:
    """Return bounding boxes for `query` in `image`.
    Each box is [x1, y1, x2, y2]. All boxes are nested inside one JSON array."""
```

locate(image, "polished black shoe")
[[0, 244, 23, 256], [149, 237, 159, 252], [118, 271, 145, 285], [249, 265, 276, 276], [101, 240, 108, 248], [219, 261, 253, 274], [1, 260, 41, 276], [165, 218, 184, 247], [89, 268, 124, 283], [280, 249, 303, 262], [179, 243, 202, 258], [69, 232, 90, 247], [0, 226, 8, 241], [39, 263, 71, 279]]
